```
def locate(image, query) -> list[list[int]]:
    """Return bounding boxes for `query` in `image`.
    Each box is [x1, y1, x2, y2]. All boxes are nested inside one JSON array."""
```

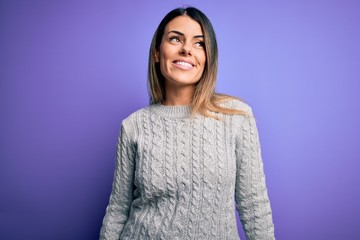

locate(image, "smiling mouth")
[[173, 61, 194, 68]]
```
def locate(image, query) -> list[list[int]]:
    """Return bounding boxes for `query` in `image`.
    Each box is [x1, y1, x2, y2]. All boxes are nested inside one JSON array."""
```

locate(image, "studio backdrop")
[[1, 0, 359, 239]]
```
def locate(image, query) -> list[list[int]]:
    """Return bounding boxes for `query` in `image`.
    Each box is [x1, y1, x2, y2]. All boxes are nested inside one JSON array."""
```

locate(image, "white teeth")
[[175, 61, 193, 67]]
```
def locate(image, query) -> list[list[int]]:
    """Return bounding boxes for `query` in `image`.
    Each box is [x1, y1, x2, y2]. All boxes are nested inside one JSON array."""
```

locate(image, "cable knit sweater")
[[99, 99, 275, 240]]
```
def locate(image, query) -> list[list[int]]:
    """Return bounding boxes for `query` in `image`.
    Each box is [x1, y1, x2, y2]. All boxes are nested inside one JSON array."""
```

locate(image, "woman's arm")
[[99, 122, 136, 240], [234, 107, 275, 240]]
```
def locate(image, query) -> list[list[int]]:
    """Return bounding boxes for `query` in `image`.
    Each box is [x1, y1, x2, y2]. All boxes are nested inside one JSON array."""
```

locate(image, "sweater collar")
[[149, 103, 192, 119]]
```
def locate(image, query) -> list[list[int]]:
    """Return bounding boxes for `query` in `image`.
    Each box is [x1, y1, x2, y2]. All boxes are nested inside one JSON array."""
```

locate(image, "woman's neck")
[[163, 84, 195, 106]]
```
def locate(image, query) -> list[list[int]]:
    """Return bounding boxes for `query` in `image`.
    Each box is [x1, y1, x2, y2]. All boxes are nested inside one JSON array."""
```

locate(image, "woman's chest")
[[133, 117, 237, 199]]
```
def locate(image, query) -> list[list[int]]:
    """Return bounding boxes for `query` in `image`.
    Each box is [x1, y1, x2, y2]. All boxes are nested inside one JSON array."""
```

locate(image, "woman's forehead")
[[164, 16, 203, 36]]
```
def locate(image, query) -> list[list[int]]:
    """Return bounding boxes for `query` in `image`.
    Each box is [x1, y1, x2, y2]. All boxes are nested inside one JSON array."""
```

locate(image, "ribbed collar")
[[149, 103, 192, 119]]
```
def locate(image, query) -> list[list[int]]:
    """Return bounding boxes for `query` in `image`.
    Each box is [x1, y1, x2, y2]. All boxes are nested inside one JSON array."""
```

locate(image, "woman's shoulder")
[[122, 105, 151, 125], [117, 105, 151, 141], [217, 95, 253, 115]]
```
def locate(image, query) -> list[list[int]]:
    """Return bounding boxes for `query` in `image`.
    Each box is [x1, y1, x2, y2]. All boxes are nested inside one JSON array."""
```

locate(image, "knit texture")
[[99, 99, 275, 240]]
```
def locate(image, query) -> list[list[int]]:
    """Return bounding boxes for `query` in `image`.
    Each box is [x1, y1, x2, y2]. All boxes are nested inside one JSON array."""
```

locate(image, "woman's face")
[[156, 15, 206, 88]]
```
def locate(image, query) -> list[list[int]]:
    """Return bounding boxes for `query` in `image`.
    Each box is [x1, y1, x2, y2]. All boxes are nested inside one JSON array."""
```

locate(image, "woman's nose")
[[180, 43, 191, 56]]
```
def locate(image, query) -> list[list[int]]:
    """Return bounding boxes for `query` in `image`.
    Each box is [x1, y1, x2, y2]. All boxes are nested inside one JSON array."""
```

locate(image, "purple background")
[[1, 0, 359, 239]]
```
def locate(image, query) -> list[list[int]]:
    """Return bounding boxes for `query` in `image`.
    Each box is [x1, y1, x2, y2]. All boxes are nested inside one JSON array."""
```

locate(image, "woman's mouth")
[[173, 60, 194, 70]]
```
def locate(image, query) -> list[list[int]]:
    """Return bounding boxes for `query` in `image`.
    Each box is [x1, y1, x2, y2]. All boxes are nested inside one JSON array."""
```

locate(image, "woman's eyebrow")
[[167, 30, 204, 38]]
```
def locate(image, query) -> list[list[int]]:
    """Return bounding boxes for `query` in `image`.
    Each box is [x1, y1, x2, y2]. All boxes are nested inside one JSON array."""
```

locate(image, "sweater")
[[99, 99, 275, 240]]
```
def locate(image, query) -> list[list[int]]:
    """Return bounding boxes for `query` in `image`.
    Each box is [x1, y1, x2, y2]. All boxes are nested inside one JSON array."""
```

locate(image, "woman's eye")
[[169, 36, 181, 43], [194, 41, 205, 48]]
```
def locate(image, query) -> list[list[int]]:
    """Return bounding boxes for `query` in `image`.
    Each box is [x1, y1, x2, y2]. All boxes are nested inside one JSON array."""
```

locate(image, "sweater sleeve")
[[99, 121, 136, 240], [234, 107, 275, 240]]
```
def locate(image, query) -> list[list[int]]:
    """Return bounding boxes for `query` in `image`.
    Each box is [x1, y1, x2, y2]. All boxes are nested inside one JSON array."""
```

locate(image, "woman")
[[100, 7, 275, 240]]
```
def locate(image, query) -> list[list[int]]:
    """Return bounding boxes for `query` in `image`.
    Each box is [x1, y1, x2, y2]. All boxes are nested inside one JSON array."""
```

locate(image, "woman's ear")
[[154, 50, 159, 63]]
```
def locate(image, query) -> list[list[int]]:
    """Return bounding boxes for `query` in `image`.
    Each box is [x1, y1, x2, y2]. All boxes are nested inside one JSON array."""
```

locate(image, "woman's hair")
[[148, 7, 246, 118]]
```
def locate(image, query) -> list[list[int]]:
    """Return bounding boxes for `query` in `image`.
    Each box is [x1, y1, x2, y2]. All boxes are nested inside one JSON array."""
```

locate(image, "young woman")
[[100, 7, 275, 240]]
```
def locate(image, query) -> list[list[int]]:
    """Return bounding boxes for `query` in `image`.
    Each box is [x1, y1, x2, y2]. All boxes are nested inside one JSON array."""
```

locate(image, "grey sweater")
[[100, 99, 275, 240]]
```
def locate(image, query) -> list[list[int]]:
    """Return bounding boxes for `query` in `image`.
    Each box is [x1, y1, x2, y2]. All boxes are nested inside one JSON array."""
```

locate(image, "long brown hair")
[[148, 7, 247, 118]]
